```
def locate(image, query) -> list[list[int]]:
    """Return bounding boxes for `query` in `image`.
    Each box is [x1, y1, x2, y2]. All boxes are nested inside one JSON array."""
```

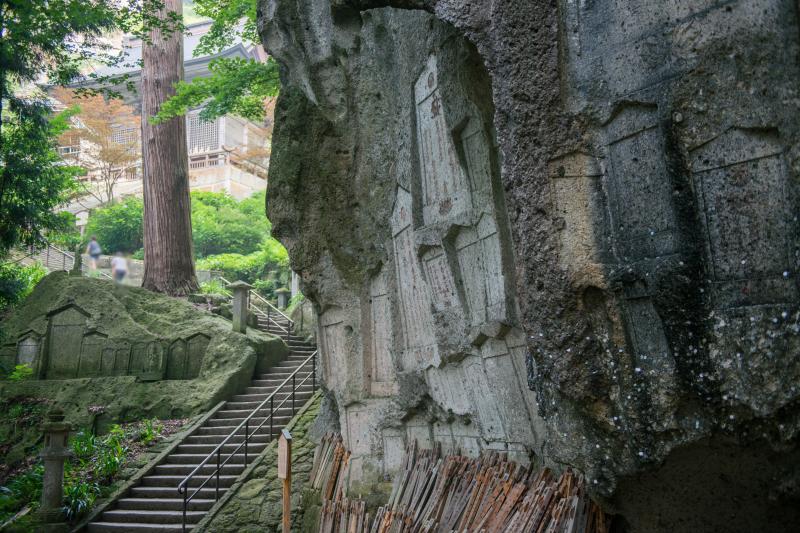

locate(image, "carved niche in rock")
[[320, 306, 349, 387], [391, 187, 438, 370], [129, 341, 165, 381], [414, 55, 471, 225], [45, 304, 90, 379], [16, 332, 40, 367], [166, 339, 187, 380], [186, 334, 210, 379], [77, 331, 107, 378], [455, 214, 507, 327], [367, 269, 397, 396], [548, 151, 604, 272], [690, 127, 797, 308], [604, 104, 679, 262]]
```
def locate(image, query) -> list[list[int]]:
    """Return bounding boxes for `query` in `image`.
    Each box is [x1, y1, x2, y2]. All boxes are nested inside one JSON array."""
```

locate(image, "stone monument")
[[38, 408, 71, 532]]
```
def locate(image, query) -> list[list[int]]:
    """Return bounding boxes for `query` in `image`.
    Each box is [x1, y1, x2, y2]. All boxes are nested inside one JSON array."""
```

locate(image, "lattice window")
[[187, 113, 219, 154], [111, 126, 138, 146]]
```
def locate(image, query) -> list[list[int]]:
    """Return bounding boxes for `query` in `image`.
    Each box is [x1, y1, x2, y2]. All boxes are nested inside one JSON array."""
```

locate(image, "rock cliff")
[[258, 0, 800, 530]]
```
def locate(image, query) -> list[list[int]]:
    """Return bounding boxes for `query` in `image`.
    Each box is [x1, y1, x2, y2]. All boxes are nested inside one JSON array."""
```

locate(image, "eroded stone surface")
[[259, 0, 800, 530]]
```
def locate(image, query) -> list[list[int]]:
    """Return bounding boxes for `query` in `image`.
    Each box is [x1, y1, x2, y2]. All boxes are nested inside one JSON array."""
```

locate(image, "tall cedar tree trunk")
[[141, 0, 198, 294]]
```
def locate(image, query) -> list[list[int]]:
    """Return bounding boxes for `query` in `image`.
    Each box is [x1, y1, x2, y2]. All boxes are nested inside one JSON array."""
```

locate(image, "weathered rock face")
[[0, 273, 285, 428], [259, 0, 800, 529]]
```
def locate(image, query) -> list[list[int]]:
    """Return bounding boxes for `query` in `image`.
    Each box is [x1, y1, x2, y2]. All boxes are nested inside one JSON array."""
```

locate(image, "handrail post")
[[269, 397, 274, 441], [245, 419, 249, 465], [216, 449, 221, 499], [312, 351, 316, 391], [292, 374, 296, 413], [182, 488, 187, 532], [267, 305, 271, 330]]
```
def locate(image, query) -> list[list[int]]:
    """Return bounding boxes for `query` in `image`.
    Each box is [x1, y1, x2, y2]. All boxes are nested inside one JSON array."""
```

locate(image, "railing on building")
[[13, 242, 112, 280], [177, 349, 317, 531]]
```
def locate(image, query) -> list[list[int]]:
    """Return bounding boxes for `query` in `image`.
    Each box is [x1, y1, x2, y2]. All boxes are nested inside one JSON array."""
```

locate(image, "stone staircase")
[[86, 314, 317, 532]]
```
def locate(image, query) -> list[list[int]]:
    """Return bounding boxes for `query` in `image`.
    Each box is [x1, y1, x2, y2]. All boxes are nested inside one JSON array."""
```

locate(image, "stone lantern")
[[227, 280, 252, 334], [38, 408, 72, 532], [276, 287, 291, 310]]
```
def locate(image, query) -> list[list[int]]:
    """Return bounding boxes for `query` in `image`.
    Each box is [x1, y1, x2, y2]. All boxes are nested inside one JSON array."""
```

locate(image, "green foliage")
[[155, 0, 280, 123], [0, 109, 82, 254], [153, 57, 279, 123], [0, 261, 48, 311], [63, 478, 100, 522], [83, 191, 275, 258], [70, 431, 97, 465], [285, 293, 305, 315], [6, 365, 34, 383], [192, 191, 268, 257], [198, 279, 230, 295], [0, 465, 44, 523], [84, 197, 144, 254], [47, 212, 83, 251], [137, 418, 163, 446], [196, 237, 288, 287]]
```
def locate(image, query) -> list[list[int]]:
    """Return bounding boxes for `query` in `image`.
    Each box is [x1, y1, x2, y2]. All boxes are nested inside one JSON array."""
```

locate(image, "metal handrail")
[[218, 275, 294, 327], [177, 350, 318, 531]]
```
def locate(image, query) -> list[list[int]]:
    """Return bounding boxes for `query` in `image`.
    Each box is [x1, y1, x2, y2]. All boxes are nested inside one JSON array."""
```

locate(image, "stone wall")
[[258, 0, 800, 530], [197, 394, 321, 532]]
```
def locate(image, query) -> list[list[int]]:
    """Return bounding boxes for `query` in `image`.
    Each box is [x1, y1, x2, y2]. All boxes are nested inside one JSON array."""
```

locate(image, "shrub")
[[6, 364, 34, 383], [63, 478, 100, 521], [0, 261, 47, 311], [137, 418, 163, 446], [83, 196, 144, 254], [70, 431, 97, 465], [198, 279, 230, 295]]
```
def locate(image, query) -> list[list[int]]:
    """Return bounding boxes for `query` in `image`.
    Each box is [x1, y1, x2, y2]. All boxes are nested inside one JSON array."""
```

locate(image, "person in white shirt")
[[111, 252, 128, 283]]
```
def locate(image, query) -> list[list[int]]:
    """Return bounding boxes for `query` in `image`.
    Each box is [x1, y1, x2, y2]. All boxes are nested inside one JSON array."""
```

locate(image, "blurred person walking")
[[86, 236, 102, 272], [111, 252, 128, 283]]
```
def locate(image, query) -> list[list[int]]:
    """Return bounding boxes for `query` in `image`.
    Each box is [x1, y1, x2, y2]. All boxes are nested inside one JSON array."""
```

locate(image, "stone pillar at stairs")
[[228, 280, 252, 333]]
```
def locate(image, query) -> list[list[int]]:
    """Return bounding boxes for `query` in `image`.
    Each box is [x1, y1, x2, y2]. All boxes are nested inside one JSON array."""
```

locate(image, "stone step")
[[176, 442, 267, 455], [214, 408, 295, 419], [184, 433, 272, 445], [225, 390, 313, 411], [102, 509, 204, 525], [117, 498, 215, 512], [164, 453, 248, 465], [88, 523, 194, 532], [154, 463, 245, 476], [225, 395, 313, 411], [230, 392, 310, 402], [203, 417, 289, 427], [194, 424, 285, 436], [140, 474, 238, 488], [129, 486, 226, 500]]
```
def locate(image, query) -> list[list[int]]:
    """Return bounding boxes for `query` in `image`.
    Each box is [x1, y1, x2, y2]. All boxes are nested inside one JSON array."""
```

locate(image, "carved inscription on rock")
[[16, 334, 39, 367], [369, 270, 396, 395], [320, 307, 348, 387], [605, 105, 678, 261], [549, 151, 603, 271], [78, 332, 107, 377], [690, 128, 796, 307], [166, 339, 188, 380], [186, 334, 210, 379], [391, 187, 438, 370], [46, 305, 89, 379], [414, 55, 470, 224], [421, 247, 460, 312]]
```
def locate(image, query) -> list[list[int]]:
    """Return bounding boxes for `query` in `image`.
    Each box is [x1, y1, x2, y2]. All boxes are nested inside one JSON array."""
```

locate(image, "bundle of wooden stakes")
[[315, 438, 609, 533], [310, 432, 351, 502]]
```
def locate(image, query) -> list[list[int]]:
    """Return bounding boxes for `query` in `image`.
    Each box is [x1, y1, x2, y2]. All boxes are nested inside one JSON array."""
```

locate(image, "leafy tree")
[[51, 88, 141, 206], [0, 109, 82, 253], [0, 261, 47, 311], [84, 197, 145, 254], [192, 191, 268, 257], [141, 0, 198, 295], [153, 0, 279, 124], [0, 0, 120, 255]]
